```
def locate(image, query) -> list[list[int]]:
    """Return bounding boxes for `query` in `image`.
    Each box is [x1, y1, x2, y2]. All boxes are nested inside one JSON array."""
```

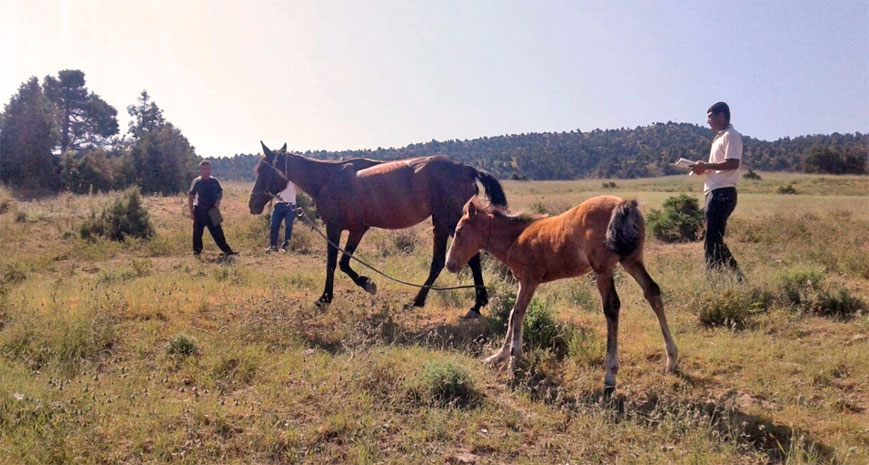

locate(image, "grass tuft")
[[410, 359, 478, 408]]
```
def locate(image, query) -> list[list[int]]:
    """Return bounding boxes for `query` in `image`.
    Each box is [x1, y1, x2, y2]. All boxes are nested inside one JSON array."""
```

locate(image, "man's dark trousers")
[[193, 206, 232, 254], [704, 187, 741, 272]]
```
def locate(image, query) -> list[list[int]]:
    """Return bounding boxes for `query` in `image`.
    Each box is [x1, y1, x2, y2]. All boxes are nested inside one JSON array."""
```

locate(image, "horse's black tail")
[[605, 199, 644, 257], [473, 169, 508, 208]]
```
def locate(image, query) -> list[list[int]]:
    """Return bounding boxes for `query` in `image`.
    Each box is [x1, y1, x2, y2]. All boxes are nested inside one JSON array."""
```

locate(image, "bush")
[[697, 287, 768, 329], [411, 359, 477, 407], [167, 333, 198, 357], [776, 184, 798, 195], [647, 194, 704, 242], [522, 300, 574, 357], [602, 181, 617, 188], [775, 267, 865, 317], [487, 289, 573, 357], [0, 198, 11, 215], [295, 192, 319, 222], [79, 188, 154, 242], [742, 169, 762, 180]]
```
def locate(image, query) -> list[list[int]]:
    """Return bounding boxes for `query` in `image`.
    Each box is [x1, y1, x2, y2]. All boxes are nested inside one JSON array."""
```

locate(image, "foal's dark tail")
[[605, 199, 644, 257], [472, 169, 508, 208]]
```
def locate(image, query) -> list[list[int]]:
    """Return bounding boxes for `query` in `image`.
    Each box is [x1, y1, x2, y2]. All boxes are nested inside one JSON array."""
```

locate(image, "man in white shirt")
[[691, 102, 743, 277], [267, 181, 298, 253]]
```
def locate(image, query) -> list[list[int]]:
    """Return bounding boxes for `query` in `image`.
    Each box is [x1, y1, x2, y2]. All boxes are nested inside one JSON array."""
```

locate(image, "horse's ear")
[[280, 143, 287, 152], [261, 141, 275, 160]]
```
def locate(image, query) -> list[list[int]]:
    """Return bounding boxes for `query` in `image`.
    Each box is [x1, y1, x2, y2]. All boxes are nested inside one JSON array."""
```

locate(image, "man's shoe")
[[265, 246, 277, 254], [193, 251, 201, 256], [279, 246, 288, 253], [223, 250, 239, 256]]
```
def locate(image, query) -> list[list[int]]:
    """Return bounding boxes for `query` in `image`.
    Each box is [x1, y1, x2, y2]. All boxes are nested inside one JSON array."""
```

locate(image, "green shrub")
[[775, 267, 865, 317], [647, 194, 704, 243], [389, 230, 418, 255], [167, 333, 198, 357], [79, 188, 154, 242], [697, 286, 770, 329], [296, 192, 319, 221], [14, 211, 27, 222], [523, 300, 573, 357], [412, 359, 477, 407], [776, 266, 824, 308], [487, 289, 573, 357], [776, 184, 798, 195], [742, 169, 762, 180]]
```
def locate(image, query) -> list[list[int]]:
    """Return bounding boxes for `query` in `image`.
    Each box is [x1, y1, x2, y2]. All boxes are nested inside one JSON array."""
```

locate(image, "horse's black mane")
[[487, 206, 545, 224]]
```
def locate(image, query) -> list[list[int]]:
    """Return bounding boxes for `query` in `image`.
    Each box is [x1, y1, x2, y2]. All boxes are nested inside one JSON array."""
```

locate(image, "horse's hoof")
[[460, 309, 482, 320], [363, 280, 377, 295], [315, 295, 332, 309], [411, 298, 426, 308]]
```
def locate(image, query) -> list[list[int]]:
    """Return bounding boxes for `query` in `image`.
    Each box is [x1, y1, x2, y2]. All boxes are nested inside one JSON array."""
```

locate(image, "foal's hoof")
[[315, 295, 332, 309]]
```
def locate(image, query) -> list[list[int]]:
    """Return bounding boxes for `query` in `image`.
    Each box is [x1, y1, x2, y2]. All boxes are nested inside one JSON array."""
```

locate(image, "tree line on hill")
[[210, 124, 866, 181], [0, 70, 199, 194], [1, 70, 865, 194]]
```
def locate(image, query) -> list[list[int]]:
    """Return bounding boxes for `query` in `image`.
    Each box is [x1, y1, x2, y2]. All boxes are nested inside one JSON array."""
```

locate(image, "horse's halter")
[[250, 151, 290, 200]]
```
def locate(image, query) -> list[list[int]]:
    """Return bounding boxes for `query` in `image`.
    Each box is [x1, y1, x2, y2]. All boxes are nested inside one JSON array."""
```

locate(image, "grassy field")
[[1, 172, 867, 464]]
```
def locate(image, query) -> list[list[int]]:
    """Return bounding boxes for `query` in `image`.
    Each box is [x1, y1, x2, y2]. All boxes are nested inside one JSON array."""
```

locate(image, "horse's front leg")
[[412, 228, 448, 308], [463, 253, 489, 319], [485, 281, 537, 370], [338, 227, 376, 295], [317, 223, 341, 307]]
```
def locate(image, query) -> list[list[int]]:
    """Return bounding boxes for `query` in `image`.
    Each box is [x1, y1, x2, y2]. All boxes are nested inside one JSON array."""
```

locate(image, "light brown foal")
[[445, 195, 678, 393]]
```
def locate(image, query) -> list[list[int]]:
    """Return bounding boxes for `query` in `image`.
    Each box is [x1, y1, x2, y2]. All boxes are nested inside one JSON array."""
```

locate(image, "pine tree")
[[43, 70, 119, 153], [0, 77, 59, 190]]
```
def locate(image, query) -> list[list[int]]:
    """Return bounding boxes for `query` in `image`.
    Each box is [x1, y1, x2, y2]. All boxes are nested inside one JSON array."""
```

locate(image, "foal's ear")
[[466, 199, 478, 219], [280, 143, 287, 152]]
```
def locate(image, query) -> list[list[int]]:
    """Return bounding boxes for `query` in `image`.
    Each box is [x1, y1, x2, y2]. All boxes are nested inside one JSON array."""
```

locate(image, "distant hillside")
[[209, 122, 867, 181]]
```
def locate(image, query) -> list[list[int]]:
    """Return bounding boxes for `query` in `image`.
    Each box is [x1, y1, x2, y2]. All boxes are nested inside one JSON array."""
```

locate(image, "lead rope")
[[258, 156, 483, 292]]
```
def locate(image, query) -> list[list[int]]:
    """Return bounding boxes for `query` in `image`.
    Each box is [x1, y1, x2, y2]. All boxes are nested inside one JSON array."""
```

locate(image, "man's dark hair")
[[707, 102, 730, 122], [199, 160, 211, 167]]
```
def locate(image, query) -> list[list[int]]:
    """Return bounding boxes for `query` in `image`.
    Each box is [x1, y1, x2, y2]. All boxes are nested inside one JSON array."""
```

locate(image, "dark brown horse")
[[445, 195, 678, 393], [249, 142, 507, 316]]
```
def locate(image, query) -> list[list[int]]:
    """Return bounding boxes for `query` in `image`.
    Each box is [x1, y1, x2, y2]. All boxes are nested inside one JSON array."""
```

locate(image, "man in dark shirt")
[[188, 160, 237, 256]]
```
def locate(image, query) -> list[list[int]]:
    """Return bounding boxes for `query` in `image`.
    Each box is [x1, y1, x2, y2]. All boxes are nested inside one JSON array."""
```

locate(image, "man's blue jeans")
[[270, 202, 295, 249]]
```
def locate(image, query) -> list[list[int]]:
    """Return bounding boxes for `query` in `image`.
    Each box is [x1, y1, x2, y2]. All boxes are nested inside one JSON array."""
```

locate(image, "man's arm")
[[188, 194, 195, 219], [692, 158, 740, 174], [214, 179, 223, 208]]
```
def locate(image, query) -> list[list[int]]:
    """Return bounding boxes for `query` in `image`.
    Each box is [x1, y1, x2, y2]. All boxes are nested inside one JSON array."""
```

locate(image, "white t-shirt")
[[276, 182, 297, 204], [704, 124, 743, 194]]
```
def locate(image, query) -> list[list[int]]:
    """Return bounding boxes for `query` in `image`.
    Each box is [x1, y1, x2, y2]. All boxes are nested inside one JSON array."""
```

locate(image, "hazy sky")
[[2, 0, 867, 157]]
